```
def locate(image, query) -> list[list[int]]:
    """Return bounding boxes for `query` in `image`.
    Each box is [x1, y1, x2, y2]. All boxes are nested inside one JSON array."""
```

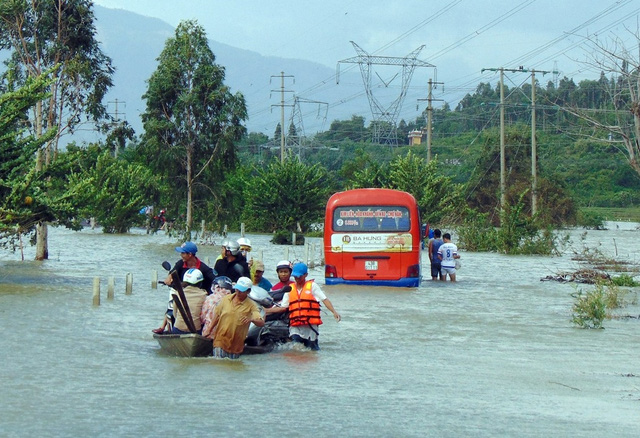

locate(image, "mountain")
[[93, 6, 370, 140]]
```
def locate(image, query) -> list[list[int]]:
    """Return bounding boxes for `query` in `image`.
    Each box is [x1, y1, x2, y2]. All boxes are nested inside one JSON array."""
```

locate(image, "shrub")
[[571, 285, 606, 329], [576, 210, 606, 230], [610, 274, 639, 287], [271, 230, 305, 245]]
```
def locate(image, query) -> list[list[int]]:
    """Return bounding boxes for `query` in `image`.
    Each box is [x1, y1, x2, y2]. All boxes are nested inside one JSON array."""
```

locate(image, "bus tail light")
[[325, 264, 337, 278], [406, 264, 420, 278]]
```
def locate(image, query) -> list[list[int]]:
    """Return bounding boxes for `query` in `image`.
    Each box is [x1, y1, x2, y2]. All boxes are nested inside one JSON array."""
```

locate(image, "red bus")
[[324, 188, 422, 287]]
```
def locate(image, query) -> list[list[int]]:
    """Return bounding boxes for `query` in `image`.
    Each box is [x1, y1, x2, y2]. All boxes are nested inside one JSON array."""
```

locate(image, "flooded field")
[[1, 224, 639, 437]]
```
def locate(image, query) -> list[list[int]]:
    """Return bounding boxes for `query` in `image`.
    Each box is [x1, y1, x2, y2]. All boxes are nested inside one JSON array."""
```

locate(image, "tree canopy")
[[138, 19, 247, 238]]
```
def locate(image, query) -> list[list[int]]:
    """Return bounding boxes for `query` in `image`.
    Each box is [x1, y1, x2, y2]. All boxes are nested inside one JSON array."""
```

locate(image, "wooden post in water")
[[309, 243, 315, 268], [304, 243, 310, 266], [240, 223, 245, 237], [125, 273, 132, 295], [201, 219, 206, 238], [151, 270, 157, 289], [107, 277, 115, 299], [92, 277, 100, 306]]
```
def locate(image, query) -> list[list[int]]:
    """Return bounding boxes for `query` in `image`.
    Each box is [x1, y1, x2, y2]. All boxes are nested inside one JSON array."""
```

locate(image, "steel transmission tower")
[[338, 41, 435, 145], [286, 96, 328, 159]]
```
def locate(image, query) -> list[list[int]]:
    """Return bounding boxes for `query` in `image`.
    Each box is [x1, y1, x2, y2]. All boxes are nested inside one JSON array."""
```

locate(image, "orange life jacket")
[[288, 280, 322, 326]]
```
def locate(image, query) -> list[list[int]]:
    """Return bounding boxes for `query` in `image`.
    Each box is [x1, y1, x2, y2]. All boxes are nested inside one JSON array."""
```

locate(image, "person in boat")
[[170, 268, 208, 334], [213, 240, 250, 283], [237, 237, 253, 266], [201, 276, 233, 337], [428, 229, 444, 281], [152, 242, 216, 334], [251, 260, 273, 291], [270, 260, 294, 291], [165, 241, 216, 294], [208, 277, 264, 359], [215, 239, 230, 263], [264, 262, 340, 350], [438, 232, 461, 282]]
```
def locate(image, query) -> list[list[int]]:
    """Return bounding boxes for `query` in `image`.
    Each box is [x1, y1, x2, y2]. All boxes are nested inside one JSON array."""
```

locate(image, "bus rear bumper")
[[324, 277, 421, 288]]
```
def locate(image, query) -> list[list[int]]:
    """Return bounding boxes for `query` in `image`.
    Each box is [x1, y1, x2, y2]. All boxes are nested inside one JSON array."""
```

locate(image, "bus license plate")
[[365, 261, 378, 270]]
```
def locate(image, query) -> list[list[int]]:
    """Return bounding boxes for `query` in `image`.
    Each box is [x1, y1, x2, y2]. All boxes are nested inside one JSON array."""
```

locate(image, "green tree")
[[64, 145, 160, 233], [0, 0, 114, 259], [139, 20, 247, 239], [349, 151, 464, 225], [0, 74, 93, 251], [387, 153, 465, 225], [242, 158, 335, 232]]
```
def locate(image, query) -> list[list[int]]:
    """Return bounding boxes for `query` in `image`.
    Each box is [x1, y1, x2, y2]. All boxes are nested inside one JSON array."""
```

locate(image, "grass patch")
[[580, 207, 640, 223]]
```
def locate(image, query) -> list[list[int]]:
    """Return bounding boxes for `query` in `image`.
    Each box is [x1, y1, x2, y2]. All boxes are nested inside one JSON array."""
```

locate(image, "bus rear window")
[[333, 206, 410, 232]]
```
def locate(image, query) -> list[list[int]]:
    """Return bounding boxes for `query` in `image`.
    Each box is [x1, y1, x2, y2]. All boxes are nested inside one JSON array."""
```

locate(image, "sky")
[[92, 0, 640, 134]]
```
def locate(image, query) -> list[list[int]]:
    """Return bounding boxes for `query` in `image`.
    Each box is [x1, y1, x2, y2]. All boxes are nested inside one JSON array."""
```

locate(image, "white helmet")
[[237, 237, 252, 249], [276, 260, 292, 272], [226, 241, 241, 256], [183, 268, 204, 285]]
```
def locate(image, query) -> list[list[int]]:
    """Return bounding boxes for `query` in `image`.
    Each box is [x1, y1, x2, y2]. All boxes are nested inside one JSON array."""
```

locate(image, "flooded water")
[[1, 224, 639, 437]]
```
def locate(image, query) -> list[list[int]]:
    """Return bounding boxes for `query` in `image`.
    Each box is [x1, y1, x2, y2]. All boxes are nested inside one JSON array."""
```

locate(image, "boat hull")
[[153, 333, 212, 357]]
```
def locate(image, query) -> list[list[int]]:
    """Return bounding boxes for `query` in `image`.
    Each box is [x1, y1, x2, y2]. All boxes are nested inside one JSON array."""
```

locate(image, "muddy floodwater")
[[1, 224, 639, 437]]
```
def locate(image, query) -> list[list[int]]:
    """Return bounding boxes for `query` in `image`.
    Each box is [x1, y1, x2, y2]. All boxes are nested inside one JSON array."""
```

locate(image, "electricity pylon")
[[338, 41, 435, 145], [287, 95, 328, 160]]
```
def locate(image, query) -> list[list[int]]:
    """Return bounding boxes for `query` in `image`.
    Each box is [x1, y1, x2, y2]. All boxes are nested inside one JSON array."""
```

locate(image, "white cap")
[[235, 276, 252, 292]]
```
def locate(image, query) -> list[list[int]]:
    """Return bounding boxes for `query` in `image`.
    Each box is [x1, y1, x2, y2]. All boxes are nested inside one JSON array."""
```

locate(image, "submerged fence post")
[[107, 277, 115, 299], [92, 277, 100, 306], [304, 243, 310, 266], [125, 273, 133, 295], [151, 270, 157, 289], [308, 243, 315, 268]]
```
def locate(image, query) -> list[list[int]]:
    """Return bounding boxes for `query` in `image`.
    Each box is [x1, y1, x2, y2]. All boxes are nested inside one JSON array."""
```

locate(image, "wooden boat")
[[153, 333, 212, 357]]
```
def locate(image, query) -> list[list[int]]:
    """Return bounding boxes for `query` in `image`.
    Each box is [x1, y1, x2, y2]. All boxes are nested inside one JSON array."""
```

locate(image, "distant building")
[[408, 130, 423, 146]]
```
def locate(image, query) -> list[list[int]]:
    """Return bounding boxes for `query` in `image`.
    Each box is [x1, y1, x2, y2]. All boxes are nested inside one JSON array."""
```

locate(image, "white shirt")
[[438, 242, 458, 269]]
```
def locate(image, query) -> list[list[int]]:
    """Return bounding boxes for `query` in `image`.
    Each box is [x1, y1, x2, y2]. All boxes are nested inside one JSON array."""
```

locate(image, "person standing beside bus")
[[428, 229, 444, 281], [438, 233, 460, 282]]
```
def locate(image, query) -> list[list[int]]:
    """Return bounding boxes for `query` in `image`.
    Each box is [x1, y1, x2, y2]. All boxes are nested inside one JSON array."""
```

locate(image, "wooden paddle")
[[170, 270, 197, 334]]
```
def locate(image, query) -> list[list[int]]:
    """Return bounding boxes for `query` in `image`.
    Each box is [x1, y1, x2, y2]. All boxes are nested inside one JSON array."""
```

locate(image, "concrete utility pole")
[[481, 66, 554, 222], [531, 71, 538, 216], [418, 78, 444, 163], [524, 68, 553, 215], [270, 72, 295, 163], [480, 67, 507, 217]]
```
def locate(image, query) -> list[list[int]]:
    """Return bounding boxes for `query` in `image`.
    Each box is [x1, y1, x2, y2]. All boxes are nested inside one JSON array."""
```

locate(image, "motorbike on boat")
[[244, 284, 291, 354], [153, 261, 291, 357]]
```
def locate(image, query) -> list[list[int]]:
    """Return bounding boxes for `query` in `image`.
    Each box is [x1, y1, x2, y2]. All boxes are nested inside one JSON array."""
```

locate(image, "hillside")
[[93, 6, 368, 139]]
